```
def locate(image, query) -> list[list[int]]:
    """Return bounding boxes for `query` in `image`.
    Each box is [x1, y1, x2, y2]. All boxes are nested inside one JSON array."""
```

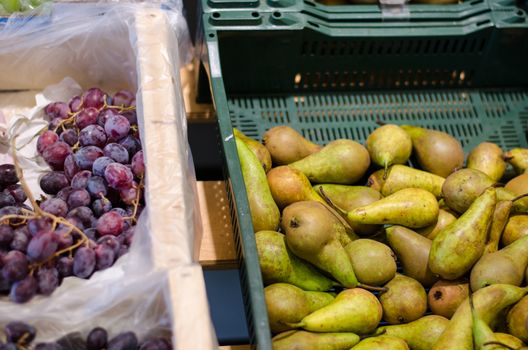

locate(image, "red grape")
[[44, 102, 69, 120], [0, 224, 14, 246], [27, 217, 53, 237], [92, 199, 112, 218], [94, 244, 115, 270], [121, 110, 137, 125], [131, 151, 145, 178], [56, 256, 74, 278], [104, 163, 133, 190], [79, 125, 107, 148], [67, 189, 91, 209], [0, 193, 16, 208], [97, 109, 118, 128], [56, 186, 74, 202], [42, 142, 72, 170], [69, 96, 83, 113], [59, 129, 78, 147], [73, 247, 95, 278], [118, 135, 141, 156], [87, 328, 108, 350], [10, 229, 29, 253], [108, 333, 138, 350], [4, 184, 27, 204], [92, 157, 115, 177], [36, 267, 59, 295], [119, 183, 137, 205], [37, 131, 59, 155], [2, 251, 28, 282], [71, 170, 92, 189], [104, 115, 130, 141], [82, 88, 106, 109], [40, 198, 68, 217], [75, 146, 104, 170], [10, 275, 37, 303], [96, 212, 124, 237], [64, 154, 80, 180], [103, 143, 129, 164], [75, 107, 98, 130], [40, 171, 69, 195], [86, 176, 108, 199], [140, 338, 171, 350], [0, 165, 18, 187], [27, 232, 58, 262], [112, 90, 135, 107], [4, 322, 36, 345]]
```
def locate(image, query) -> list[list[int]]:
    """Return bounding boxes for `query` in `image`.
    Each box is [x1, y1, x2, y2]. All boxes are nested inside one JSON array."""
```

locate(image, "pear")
[[263, 126, 321, 165], [386, 226, 437, 287], [233, 128, 272, 172], [313, 184, 382, 236], [288, 288, 382, 334], [272, 330, 361, 350], [504, 148, 528, 174], [379, 165, 445, 198], [416, 209, 457, 240], [429, 187, 496, 280], [376, 315, 449, 350], [469, 294, 503, 350], [351, 335, 409, 350], [255, 230, 338, 291], [428, 279, 470, 318], [467, 142, 507, 182], [400, 124, 464, 177], [379, 274, 427, 325], [507, 296, 528, 343], [289, 139, 370, 185], [484, 201, 513, 254], [345, 239, 397, 286], [267, 166, 325, 209], [502, 215, 528, 246], [497, 187, 528, 215], [367, 169, 385, 192], [235, 138, 280, 232], [506, 172, 528, 196], [365, 124, 412, 176], [442, 168, 495, 214], [432, 284, 528, 350], [494, 333, 526, 349], [264, 283, 334, 333]]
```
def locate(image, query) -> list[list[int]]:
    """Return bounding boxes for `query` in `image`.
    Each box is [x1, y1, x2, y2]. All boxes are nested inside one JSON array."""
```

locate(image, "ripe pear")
[[263, 125, 321, 165], [470, 235, 528, 291], [442, 168, 495, 214], [288, 288, 383, 334], [507, 295, 528, 343], [484, 201, 513, 254], [504, 148, 528, 174], [233, 128, 272, 172], [267, 166, 325, 209], [502, 215, 528, 246], [351, 335, 409, 350], [313, 184, 382, 236], [494, 333, 526, 349], [497, 187, 528, 215], [235, 138, 280, 232], [345, 239, 397, 286], [429, 187, 496, 280], [379, 274, 427, 324], [289, 139, 370, 185], [467, 142, 506, 182], [400, 124, 464, 177], [378, 165, 445, 198], [428, 279, 470, 319], [255, 230, 338, 291], [272, 330, 361, 350], [506, 172, 528, 195], [416, 209, 457, 240], [469, 294, 504, 350], [367, 169, 384, 192], [376, 315, 449, 350], [264, 283, 334, 333], [386, 226, 437, 287], [365, 124, 412, 176]]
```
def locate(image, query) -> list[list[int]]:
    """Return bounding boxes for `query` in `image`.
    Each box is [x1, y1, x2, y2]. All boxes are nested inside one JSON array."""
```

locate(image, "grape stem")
[[11, 137, 43, 216], [0, 214, 36, 225], [123, 176, 144, 223], [53, 114, 77, 133]]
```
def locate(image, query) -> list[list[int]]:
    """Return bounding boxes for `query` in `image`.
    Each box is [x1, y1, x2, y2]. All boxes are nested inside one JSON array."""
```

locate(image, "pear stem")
[[482, 342, 515, 350], [357, 283, 388, 293], [382, 162, 389, 181], [512, 193, 528, 203], [318, 187, 348, 218]]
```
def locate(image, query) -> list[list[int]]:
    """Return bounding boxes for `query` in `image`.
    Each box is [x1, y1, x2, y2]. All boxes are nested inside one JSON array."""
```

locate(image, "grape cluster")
[[0, 322, 171, 350], [0, 88, 145, 303]]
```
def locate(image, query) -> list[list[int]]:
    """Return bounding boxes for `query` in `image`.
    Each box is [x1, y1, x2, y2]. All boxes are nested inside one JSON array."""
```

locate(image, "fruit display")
[[0, 87, 144, 303], [234, 125, 528, 349]]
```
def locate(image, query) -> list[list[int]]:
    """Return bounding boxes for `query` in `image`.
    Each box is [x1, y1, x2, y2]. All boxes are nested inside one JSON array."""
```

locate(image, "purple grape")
[[48, 118, 64, 131], [122, 227, 135, 246], [131, 151, 145, 178], [0, 165, 18, 187], [83, 88, 106, 109], [27, 232, 58, 262], [69, 96, 83, 113], [87, 327, 108, 350], [0, 225, 14, 246], [73, 247, 95, 278], [97, 109, 119, 128], [118, 135, 141, 156], [53, 230, 73, 250], [108, 332, 138, 350], [92, 199, 112, 217], [85, 228, 97, 241], [2, 251, 28, 282], [66, 216, 84, 231], [4, 184, 27, 204], [121, 110, 137, 125], [92, 157, 115, 177], [40, 171, 69, 195], [60, 129, 78, 146], [10, 229, 29, 253], [104, 143, 129, 164], [75, 146, 103, 170], [113, 90, 135, 107], [67, 189, 91, 209], [57, 186, 74, 202], [56, 256, 74, 278], [64, 154, 80, 180], [119, 184, 138, 205], [0, 206, 21, 219], [104, 115, 130, 141], [37, 130, 59, 155], [40, 198, 68, 217], [0, 193, 15, 208], [71, 170, 91, 190], [94, 244, 115, 270], [104, 163, 133, 190], [36, 267, 59, 295], [87, 176, 108, 199], [75, 107, 98, 130], [35, 343, 63, 350], [96, 212, 124, 237], [140, 338, 172, 350], [44, 102, 70, 120], [79, 125, 107, 148], [97, 235, 121, 256], [28, 217, 53, 237], [4, 322, 36, 345], [42, 142, 72, 170], [67, 206, 94, 228], [9, 275, 37, 303]]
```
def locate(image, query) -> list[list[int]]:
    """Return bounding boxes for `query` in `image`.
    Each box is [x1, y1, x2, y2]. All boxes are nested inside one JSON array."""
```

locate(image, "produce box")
[[200, 5, 528, 349]]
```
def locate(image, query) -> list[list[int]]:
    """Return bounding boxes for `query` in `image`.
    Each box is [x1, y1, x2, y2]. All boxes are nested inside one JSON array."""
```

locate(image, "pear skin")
[[267, 166, 325, 209], [365, 124, 412, 175], [289, 139, 370, 185], [380, 165, 445, 198], [400, 124, 464, 177], [502, 215, 528, 246], [494, 333, 526, 349], [272, 330, 361, 350], [376, 315, 449, 350], [415, 209, 457, 240], [367, 169, 385, 192], [255, 230, 338, 291], [345, 239, 397, 286], [345, 188, 439, 228], [428, 280, 470, 319], [235, 138, 280, 232], [442, 168, 495, 214], [351, 335, 409, 350], [379, 274, 427, 324], [484, 201, 513, 254], [263, 126, 321, 166], [386, 226, 438, 287], [504, 148, 528, 174], [507, 295, 528, 342], [470, 294, 503, 350], [496, 187, 528, 214], [467, 142, 506, 182], [233, 128, 272, 172], [505, 172, 528, 196], [429, 187, 496, 280]]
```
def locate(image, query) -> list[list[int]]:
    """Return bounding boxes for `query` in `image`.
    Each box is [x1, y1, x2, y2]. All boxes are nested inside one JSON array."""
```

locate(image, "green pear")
[[351, 335, 409, 350], [263, 126, 321, 166], [288, 288, 382, 334], [467, 142, 507, 182], [429, 187, 496, 280], [265, 283, 334, 333], [255, 230, 338, 291], [376, 315, 449, 350], [313, 184, 382, 236], [235, 137, 280, 232], [345, 239, 397, 286], [497, 187, 528, 215], [416, 209, 457, 240], [365, 124, 412, 176], [504, 148, 528, 174], [386, 226, 438, 287], [379, 165, 445, 198], [507, 296, 528, 343], [484, 201, 513, 254], [494, 333, 526, 349], [233, 128, 272, 172], [267, 166, 325, 209], [428, 279, 470, 319], [400, 125, 464, 178], [442, 168, 495, 214], [367, 169, 385, 192], [272, 330, 361, 350], [469, 294, 503, 350], [502, 215, 528, 246], [432, 284, 528, 350], [379, 274, 427, 325], [289, 139, 370, 185]]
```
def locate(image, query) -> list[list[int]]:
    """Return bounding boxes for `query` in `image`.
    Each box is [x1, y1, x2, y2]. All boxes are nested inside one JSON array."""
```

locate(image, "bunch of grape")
[[0, 88, 145, 303], [0, 321, 171, 350]]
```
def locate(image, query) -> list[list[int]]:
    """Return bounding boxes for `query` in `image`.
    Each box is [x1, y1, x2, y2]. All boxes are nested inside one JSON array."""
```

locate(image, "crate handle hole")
[[251, 11, 259, 17], [273, 11, 282, 17], [517, 10, 525, 16], [212, 12, 221, 18], [209, 33, 215, 38]]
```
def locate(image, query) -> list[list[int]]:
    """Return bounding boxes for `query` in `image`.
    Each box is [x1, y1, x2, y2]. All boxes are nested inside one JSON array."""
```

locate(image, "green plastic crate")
[[201, 8, 528, 350]]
